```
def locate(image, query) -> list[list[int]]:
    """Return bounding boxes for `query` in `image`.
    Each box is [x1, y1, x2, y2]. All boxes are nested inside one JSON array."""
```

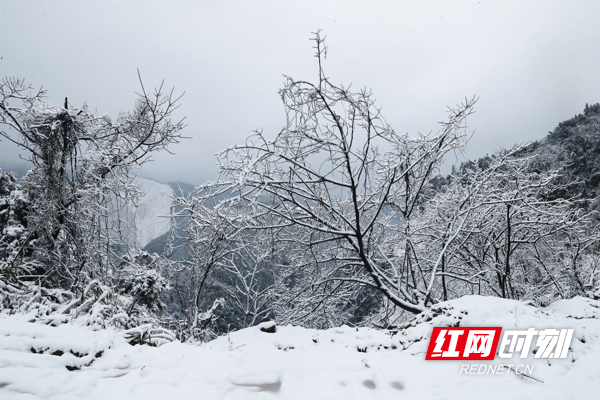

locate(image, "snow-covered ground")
[[132, 178, 173, 248], [1, 295, 599, 399]]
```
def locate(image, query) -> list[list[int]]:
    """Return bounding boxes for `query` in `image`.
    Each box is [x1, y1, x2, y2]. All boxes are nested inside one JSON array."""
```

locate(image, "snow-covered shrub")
[[116, 251, 171, 315], [0, 169, 37, 309], [122, 324, 176, 346], [0, 169, 30, 261]]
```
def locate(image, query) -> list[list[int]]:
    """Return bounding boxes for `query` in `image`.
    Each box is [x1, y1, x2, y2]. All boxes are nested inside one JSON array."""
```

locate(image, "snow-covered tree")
[[176, 32, 476, 326], [414, 148, 599, 305], [0, 76, 184, 318], [177, 33, 599, 329]]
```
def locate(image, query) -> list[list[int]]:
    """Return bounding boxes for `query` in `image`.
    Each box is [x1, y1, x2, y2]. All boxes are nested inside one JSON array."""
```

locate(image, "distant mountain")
[[167, 181, 196, 198], [131, 179, 202, 249], [142, 182, 194, 257], [133, 178, 174, 248], [143, 181, 239, 256]]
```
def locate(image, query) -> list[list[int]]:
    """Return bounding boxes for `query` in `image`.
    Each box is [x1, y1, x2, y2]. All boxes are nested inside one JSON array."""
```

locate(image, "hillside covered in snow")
[[1, 295, 598, 399], [131, 178, 174, 248]]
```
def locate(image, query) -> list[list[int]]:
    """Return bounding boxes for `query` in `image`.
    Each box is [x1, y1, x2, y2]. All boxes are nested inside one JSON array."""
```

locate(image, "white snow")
[[1, 295, 599, 399]]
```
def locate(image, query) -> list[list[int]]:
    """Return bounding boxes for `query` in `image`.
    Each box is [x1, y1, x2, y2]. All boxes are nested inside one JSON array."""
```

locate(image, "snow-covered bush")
[[0, 169, 37, 309], [0, 169, 30, 262], [116, 251, 171, 314]]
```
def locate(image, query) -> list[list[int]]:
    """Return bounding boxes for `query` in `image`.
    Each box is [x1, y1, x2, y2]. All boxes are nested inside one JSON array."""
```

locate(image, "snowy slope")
[[132, 178, 174, 248], [1, 295, 599, 399]]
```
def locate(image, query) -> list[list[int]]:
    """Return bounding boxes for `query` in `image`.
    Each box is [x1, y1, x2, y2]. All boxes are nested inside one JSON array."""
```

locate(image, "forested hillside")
[[457, 103, 600, 210], [533, 103, 600, 208]]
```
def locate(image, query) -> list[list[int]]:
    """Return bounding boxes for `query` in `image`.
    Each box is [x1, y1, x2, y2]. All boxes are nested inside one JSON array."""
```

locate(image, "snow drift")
[[1, 295, 598, 399]]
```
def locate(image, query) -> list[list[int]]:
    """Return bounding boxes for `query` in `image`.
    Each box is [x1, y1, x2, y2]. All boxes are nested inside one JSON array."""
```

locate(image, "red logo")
[[425, 327, 502, 360]]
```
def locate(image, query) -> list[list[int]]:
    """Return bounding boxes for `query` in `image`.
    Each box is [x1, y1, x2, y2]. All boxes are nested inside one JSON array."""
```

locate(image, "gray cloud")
[[1, 0, 599, 184]]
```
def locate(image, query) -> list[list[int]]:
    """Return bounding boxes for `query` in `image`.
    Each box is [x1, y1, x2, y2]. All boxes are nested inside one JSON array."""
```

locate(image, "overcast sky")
[[1, 0, 599, 184]]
